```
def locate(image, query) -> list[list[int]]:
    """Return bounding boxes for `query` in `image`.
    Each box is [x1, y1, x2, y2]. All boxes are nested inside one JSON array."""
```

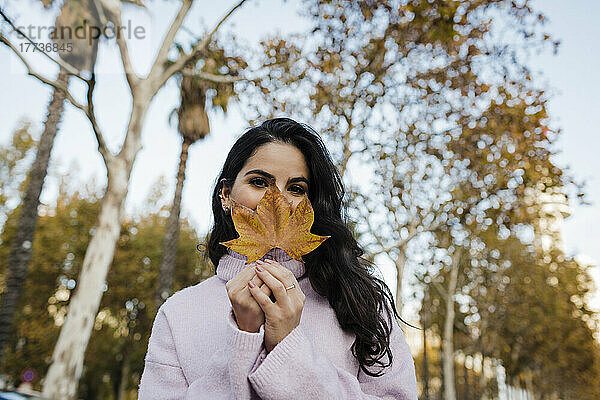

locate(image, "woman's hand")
[[248, 259, 306, 353], [226, 263, 272, 333]]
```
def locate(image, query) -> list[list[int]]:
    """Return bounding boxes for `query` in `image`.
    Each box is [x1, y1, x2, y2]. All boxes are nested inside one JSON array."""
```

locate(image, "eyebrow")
[[244, 169, 309, 187]]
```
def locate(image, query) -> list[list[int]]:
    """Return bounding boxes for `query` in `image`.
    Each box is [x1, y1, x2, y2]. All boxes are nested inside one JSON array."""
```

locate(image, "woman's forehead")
[[242, 143, 309, 177]]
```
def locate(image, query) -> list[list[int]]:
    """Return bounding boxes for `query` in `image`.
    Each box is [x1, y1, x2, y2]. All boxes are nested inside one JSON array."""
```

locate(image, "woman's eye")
[[249, 178, 306, 195], [249, 178, 268, 187], [290, 185, 306, 195]]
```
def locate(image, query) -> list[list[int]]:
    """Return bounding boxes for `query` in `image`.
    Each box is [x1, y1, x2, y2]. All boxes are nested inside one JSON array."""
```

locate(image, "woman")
[[138, 118, 417, 399]]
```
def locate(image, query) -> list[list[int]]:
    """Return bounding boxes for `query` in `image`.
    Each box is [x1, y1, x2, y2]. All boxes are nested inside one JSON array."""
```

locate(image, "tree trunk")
[[464, 358, 470, 400], [479, 354, 487, 398], [117, 350, 130, 400], [439, 344, 444, 400], [394, 250, 406, 316], [480, 320, 488, 398], [154, 136, 191, 310], [524, 369, 534, 400], [0, 67, 70, 365], [423, 326, 429, 400], [42, 99, 148, 400], [442, 248, 461, 400], [422, 290, 430, 400]]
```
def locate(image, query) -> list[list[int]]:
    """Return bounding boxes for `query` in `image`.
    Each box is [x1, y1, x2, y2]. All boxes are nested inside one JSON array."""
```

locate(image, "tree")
[[155, 42, 246, 309], [419, 80, 596, 396], [247, 0, 560, 325], [0, 0, 100, 366], [0, 121, 37, 227], [0, 173, 212, 398], [482, 239, 600, 399], [0, 172, 102, 391], [249, 2, 581, 398], [1, 1, 249, 397]]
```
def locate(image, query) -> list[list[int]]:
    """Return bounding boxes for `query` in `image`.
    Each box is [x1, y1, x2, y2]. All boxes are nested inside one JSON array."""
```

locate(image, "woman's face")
[[221, 142, 310, 212]]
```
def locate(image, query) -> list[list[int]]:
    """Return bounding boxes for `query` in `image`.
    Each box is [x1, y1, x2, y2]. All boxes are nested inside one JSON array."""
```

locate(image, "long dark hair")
[[205, 117, 401, 377]]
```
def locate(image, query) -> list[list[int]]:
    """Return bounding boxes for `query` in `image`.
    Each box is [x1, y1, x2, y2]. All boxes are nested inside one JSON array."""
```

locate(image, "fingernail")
[[248, 281, 256, 288], [255, 265, 263, 272]]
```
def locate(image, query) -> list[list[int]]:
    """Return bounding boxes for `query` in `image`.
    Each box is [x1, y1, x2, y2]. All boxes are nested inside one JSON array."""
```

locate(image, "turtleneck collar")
[[216, 247, 306, 282]]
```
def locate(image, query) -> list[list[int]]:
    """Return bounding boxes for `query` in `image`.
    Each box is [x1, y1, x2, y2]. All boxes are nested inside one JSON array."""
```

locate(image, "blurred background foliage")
[[0, 126, 213, 398]]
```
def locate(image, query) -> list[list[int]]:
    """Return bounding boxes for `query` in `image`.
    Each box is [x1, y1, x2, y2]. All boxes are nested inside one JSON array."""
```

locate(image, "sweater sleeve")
[[247, 317, 418, 400], [227, 309, 267, 400], [138, 307, 189, 400]]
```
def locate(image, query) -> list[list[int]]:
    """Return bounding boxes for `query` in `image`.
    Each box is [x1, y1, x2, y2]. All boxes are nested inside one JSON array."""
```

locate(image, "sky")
[[0, 0, 598, 314]]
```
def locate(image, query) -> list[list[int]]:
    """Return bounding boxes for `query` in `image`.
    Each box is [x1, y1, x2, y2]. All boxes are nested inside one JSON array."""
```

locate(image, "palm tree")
[[154, 74, 209, 309], [154, 44, 245, 310], [0, 0, 99, 365]]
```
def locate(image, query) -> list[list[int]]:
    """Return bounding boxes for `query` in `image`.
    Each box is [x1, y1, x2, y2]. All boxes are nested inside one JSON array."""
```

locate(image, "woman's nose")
[[276, 184, 296, 208]]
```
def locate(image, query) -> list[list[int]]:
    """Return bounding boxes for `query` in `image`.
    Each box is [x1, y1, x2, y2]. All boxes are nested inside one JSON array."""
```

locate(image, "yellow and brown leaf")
[[219, 184, 330, 263]]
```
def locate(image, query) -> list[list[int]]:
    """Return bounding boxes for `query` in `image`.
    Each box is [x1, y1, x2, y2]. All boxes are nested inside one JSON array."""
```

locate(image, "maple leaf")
[[219, 183, 330, 263]]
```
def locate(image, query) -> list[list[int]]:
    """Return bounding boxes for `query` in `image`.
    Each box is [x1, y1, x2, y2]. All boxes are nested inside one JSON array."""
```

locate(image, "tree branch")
[[154, 0, 248, 92], [98, 0, 140, 89], [432, 280, 449, 302], [92, 0, 108, 27], [369, 216, 427, 257], [146, 0, 193, 86], [0, 7, 85, 80], [363, 208, 392, 253], [0, 32, 114, 165], [86, 73, 114, 164], [0, 33, 86, 111], [180, 68, 246, 83]]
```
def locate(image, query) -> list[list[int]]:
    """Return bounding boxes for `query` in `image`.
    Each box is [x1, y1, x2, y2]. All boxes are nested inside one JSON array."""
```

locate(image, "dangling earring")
[[219, 178, 231, 214], [218, 193, 230, 214]]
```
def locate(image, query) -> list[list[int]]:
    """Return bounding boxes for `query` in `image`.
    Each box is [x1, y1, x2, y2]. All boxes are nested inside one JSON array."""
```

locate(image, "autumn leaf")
[[219, 184, 330, 263]]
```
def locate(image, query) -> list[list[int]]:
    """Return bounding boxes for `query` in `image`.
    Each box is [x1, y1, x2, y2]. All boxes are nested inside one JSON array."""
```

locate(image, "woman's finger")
[[261, 260, 300, 288], [259, 260, 300, 294], [254, 265, 292, 306], [253, 274, 271, 295], [260, 281, 272, 297], [250, 273, 264, 288], [226, 264, 259, 293], [248, 279, 276, 314]]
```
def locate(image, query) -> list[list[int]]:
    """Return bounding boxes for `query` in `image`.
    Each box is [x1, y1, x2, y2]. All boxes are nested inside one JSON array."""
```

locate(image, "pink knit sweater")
[[138, 247, 417, 399]]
